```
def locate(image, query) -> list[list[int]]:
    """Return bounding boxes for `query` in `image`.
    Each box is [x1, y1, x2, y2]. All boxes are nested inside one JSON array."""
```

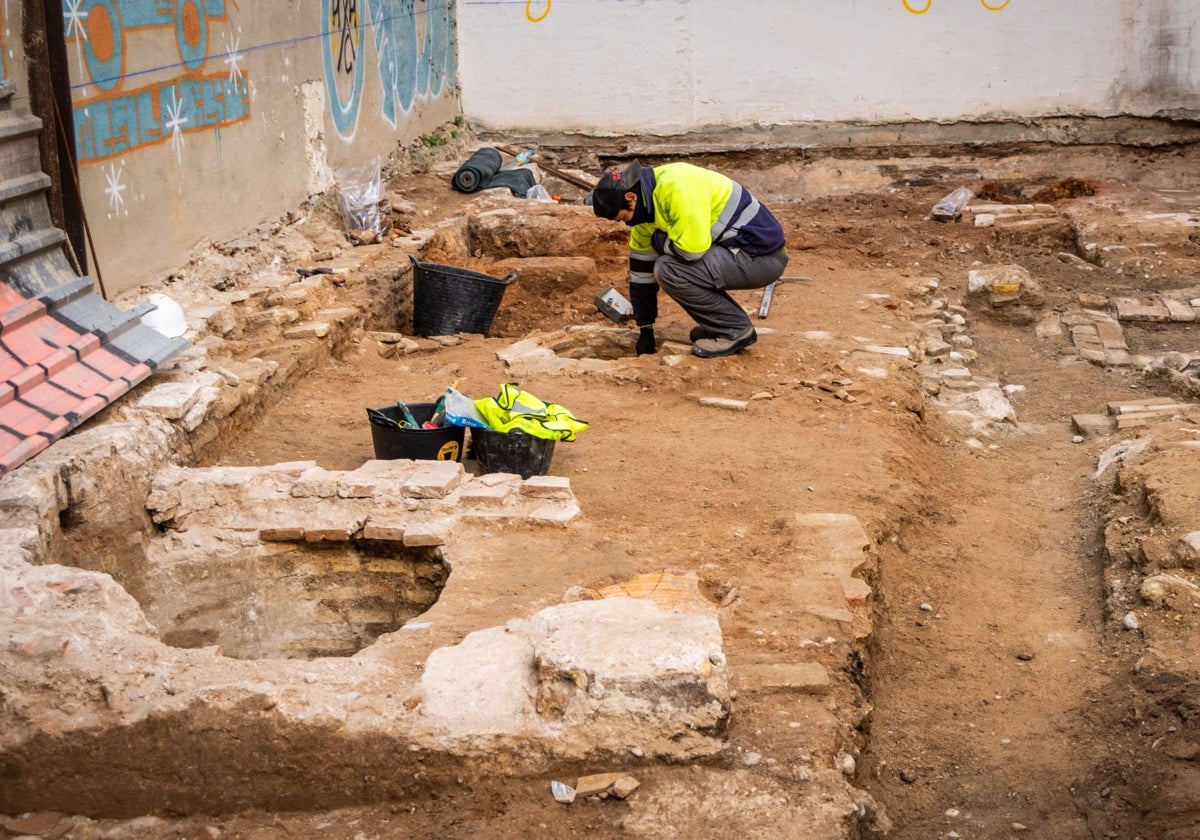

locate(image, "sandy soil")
[[11, 142, 1200, 839]]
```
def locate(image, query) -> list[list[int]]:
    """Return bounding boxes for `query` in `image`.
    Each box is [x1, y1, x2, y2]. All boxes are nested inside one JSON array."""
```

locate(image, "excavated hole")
[[141, 535, 447, 660]]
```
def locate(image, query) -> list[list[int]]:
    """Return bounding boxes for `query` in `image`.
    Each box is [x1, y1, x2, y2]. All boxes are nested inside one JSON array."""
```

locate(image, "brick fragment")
[[520, 476, 573, 499], [260, 527, 305, 542], [732, 662, 832, 695], [403, 517, 452, 546], [403, 462, 463, 499]]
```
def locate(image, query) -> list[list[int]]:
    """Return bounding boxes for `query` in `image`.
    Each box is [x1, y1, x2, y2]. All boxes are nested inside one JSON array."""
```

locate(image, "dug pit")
[[144, 533, 446, 660]]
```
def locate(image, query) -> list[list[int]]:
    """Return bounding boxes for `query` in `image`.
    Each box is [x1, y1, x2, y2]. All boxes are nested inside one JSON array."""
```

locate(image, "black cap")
[[590, 160, 643, 219]]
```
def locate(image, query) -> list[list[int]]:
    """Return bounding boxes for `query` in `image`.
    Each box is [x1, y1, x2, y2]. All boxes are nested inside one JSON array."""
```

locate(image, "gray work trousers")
[[654, 246, 789, 339]]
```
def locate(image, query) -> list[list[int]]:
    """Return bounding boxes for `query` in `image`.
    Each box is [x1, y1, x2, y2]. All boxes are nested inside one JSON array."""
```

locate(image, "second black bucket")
[[471, 429, 556, 479], [411, 255, 516, 337], [368, 402, 465, 462]]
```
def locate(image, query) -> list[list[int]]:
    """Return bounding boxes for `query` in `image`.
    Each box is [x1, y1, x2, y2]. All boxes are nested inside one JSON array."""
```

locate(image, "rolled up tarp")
[[451, 147, 502, 193], [483, 167, 537, 197]]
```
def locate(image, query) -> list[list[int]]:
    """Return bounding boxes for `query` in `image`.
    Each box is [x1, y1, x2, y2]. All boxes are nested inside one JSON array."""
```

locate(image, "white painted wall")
[[459, 0, 1200, 134]]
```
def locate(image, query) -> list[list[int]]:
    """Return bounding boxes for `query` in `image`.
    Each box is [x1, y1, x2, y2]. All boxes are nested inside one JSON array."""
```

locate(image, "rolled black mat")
[[483, 167, 537, 197], [451, 147, 502, 193]]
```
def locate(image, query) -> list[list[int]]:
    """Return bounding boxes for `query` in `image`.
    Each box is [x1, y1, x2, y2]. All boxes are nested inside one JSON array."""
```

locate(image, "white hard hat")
[[140, 293, 187, 339]]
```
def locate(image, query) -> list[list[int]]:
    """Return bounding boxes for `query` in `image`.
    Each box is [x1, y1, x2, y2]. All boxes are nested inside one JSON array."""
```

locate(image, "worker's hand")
[[636, 325, 657, 355], [651, 229, 669, 256]]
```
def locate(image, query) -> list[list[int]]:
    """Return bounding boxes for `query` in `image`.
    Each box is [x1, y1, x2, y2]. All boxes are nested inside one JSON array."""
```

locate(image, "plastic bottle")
[[928, 186, 974, 222], [513, 149, 537, 166]]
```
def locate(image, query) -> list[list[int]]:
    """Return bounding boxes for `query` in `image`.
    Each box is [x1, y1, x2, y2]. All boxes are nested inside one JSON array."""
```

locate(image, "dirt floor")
[[8, 139, 1200, 838]]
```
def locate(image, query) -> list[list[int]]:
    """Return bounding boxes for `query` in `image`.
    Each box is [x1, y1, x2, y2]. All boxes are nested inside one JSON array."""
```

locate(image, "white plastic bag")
[[334, 157, 392, 242], [525, 184, 554, 202], [442, 388, 491, 430]]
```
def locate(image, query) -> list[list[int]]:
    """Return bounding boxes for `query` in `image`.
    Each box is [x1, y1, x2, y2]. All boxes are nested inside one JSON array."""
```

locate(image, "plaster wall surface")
[[458, 0, 1200, 134], [20, 0, 462, 297]]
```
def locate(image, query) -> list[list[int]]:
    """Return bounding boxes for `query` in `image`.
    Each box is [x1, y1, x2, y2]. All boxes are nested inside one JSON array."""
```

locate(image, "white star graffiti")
[[64, 0, 90, 96], [64, 0, 86, 38], [165, 89, 188, 164], [104, 162, 127, 217], [224, 32, 244, 84]]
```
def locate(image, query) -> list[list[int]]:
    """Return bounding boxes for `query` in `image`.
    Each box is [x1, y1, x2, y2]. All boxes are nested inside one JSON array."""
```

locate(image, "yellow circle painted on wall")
[[981, 0, 1011, 10], [437, 441, 461, 461], [902, 0, 932, 13], [526, 1, 551, 23]]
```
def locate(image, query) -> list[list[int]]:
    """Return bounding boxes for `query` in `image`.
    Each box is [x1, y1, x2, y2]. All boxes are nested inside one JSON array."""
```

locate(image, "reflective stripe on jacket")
[[627, 162, 786, 285]]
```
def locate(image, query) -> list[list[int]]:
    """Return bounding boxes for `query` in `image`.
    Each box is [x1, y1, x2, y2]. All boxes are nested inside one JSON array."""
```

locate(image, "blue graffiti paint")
[[416, 0, 455, 101], [74, 73, 250, 163], [322, 0, 366, 135], [368, 0, 417, 124], [70, 0, 229, 89], [322, 0, 458, 135]]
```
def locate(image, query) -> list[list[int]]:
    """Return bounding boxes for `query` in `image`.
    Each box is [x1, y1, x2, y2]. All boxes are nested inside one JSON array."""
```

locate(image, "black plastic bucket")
[[471, 428, 556, 479], [368, 402, 464, 462], [410, 255, 516, 337]]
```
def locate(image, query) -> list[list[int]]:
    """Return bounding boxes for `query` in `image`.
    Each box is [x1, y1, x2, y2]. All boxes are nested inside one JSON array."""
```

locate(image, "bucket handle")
[[366, 407, 399, 427], [409, 253, 516, 285]]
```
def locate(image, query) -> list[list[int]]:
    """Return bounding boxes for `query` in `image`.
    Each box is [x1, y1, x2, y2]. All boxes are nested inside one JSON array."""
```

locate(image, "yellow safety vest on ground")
[[474, 384, 588, 441]]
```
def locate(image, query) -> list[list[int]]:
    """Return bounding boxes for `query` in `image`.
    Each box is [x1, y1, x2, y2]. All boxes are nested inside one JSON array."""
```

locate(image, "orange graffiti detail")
[[981, 0, 1010, 9], [180, 0, 203, 49], [88, 5, 117, 63], [902, 0, 932, 13], [526, 0, 551, 23]]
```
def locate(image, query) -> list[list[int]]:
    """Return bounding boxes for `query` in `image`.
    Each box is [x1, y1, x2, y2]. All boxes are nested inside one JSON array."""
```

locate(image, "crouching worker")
[[591, 160, 788, 358]]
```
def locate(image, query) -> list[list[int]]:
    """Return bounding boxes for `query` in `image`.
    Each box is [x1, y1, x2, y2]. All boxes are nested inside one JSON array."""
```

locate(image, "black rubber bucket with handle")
[[470, 428, 555, 479], [410, 255, 516, 337], [368, 402, 464, 462]]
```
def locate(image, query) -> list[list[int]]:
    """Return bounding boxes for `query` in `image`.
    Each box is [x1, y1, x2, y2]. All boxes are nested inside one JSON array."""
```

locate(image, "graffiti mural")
[[322, 0, 457, 137], [64, 0, 250, 165]]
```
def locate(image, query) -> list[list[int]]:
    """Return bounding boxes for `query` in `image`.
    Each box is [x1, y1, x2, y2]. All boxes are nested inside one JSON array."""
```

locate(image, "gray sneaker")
[[692, 326, 757, 358], [689, 325, 715, 343]]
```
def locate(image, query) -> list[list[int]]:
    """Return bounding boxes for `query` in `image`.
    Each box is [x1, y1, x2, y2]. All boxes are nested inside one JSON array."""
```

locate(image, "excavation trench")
[[144, 536, 447, 661], [4, 143, 1200, 837]]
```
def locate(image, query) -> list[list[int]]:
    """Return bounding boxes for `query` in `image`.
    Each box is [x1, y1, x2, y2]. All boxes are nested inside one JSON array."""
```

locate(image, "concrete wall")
[[34, 0, 459, 297], [458, 0, 1200, 134]]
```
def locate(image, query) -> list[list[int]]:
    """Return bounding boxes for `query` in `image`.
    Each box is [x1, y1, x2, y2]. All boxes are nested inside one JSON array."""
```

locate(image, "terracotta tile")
[[0, 425, 22, 452], [81, 346, 135, 379], [22, 381, 83, 419], [0, 283, 26, 309], [71, 395, 108, 419], [0, 398, 55, 437], [0, 277, 187, 477], [98, 376, 132, 403], [0, 298, 45, 333], [38, 346, 81, 378], [69, 333, 100, 356], [122, 362, 154, 385], [0, 351, 24, 381], [48, 363, 113, 398], [0, 435, 49, 475], [8, 364, 46, 397]]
